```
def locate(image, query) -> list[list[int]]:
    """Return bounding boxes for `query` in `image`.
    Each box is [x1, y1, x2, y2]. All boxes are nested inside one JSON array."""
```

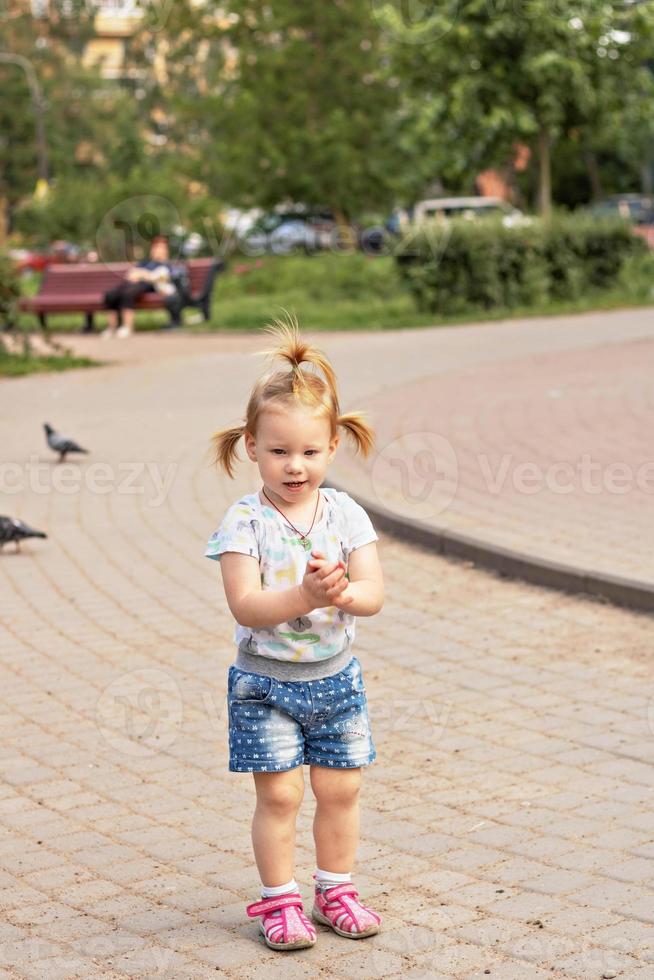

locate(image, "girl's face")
[[245, 404, 339, 506]]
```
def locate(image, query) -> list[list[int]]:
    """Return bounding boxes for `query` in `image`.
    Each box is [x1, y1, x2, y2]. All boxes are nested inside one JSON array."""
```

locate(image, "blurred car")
[[9, 240, 84, 273], [221, 208, 262, 237], [588, 194, 654, 249], [240, 208, 336, 254], [169, 225, 210, 258], [411, 196, 529, 228], [588, 194, 654, 224]]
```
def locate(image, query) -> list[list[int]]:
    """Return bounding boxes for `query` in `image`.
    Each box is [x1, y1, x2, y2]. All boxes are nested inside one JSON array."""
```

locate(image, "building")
[[82, 1, 143, 81]]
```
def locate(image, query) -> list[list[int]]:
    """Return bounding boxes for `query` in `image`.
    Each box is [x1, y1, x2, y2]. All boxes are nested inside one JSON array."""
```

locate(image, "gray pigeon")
[[44, 422, 89, 462], [0, 516, 47, 552]]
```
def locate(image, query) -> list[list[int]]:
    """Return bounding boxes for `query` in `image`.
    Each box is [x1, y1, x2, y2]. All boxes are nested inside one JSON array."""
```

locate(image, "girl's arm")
[[310, 543, 384, 617], [219, 551, 349, 629]]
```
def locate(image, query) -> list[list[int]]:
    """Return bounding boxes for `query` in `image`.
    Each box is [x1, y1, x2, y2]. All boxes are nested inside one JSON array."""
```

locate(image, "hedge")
[[395, 214, 648, 316], [0, 251, 21, 331]]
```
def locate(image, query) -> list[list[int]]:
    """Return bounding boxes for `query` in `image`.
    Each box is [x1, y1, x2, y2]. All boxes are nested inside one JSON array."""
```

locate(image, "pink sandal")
[[246, 892, 317, 950], [311, 876, 381, 938]]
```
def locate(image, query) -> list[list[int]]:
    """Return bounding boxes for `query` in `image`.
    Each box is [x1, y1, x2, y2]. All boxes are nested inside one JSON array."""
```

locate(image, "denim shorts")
[[226, 656, 376, 772]]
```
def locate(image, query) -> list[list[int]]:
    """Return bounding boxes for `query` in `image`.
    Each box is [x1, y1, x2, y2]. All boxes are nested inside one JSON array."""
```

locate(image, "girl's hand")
[[300, 550, 349, 609], [331, 586, 354, 609]]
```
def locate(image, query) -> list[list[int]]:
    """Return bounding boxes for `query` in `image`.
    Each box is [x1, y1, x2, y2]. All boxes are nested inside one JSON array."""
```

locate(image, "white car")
[[409, 196, 530, 228]]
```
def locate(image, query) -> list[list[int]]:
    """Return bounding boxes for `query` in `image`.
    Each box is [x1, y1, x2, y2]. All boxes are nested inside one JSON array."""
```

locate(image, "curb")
[[331, 482, 654, 615]]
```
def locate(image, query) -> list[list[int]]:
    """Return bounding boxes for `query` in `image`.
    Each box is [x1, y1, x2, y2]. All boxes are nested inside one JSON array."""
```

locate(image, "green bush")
[[219, 252, 405, 302], [395, 214, 648, 315], [0, 251, 21, 330], [208, 253, 425, 331]]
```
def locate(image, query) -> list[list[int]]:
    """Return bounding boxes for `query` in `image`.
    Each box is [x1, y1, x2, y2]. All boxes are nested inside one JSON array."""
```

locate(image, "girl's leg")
[[310, 766, 362, 872], [252, 767, 305, 887]]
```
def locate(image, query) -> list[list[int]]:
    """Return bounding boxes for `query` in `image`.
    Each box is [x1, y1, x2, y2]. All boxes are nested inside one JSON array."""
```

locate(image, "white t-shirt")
[[205, 487, 378, 663]]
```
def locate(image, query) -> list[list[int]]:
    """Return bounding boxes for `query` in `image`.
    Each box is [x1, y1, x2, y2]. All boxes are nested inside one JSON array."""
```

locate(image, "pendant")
[[299, 536, 312, 550]]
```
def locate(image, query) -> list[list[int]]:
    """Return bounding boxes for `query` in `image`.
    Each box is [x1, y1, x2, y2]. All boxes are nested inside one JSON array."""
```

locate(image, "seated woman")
[[102, 236, 185, 338]]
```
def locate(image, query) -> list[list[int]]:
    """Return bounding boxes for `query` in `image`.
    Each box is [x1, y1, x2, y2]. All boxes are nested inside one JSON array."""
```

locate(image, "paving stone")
[[18, 955, 93, 980], [1, 324, 653, 978], [555, 946, 642, 978], [466, 961, 566, 979], [518, 869, 596, 895]]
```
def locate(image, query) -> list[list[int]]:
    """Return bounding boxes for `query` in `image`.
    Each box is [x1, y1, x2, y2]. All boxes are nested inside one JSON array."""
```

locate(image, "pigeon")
[[44, 422, 89, 462], [0, 516, 47, 552]]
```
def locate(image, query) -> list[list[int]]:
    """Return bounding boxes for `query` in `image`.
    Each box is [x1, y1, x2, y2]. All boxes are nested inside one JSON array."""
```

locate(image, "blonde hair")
[[211, 312, 375, 478]]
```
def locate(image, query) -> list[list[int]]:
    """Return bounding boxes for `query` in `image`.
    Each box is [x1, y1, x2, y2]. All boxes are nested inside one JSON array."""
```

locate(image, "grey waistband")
[[234, 642, 354, 681]]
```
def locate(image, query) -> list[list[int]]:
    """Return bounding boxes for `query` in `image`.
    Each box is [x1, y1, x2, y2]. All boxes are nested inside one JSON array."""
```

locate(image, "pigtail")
[[210, 312, 376, 478], [337, 411, 375, 459], [210, 423, 246, 479], [259, 310, 340, 409]]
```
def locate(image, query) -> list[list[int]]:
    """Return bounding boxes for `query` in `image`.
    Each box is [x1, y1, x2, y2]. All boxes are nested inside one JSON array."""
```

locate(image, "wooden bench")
[[19, 258, 225, 332]]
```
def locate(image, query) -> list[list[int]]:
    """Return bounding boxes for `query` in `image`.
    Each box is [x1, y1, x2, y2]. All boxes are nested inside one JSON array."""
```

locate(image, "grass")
[[14, 250, 654, 337], [0, 347, 96, 378]]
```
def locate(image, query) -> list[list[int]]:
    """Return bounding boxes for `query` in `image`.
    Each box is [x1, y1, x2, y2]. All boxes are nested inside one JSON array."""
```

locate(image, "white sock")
[[261, 877, 298, 899], [314, 867, 351, 891]]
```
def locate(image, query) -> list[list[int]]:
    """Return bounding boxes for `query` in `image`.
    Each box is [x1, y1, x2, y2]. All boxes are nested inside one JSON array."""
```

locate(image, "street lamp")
[[0, 52, 50, 192]]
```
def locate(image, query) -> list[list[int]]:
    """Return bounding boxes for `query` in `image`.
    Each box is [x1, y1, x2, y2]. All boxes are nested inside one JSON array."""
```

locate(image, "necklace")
[[261, 486, 321, 551]]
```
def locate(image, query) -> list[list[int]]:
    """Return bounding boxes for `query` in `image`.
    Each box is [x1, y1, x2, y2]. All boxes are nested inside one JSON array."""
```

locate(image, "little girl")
[[205, 315, 384, 951]]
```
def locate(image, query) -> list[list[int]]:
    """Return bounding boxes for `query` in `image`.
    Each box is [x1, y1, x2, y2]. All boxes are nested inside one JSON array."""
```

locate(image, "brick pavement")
[[331, 332, 654, 596], [0, 319, 652, 978], [44, 306, 654, 596]]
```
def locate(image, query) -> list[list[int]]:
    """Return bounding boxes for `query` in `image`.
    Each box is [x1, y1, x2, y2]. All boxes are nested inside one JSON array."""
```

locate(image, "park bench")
[[19, 257, 225, 332]]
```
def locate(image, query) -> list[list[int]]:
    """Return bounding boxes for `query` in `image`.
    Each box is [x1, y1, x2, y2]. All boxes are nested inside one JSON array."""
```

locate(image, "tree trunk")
[[583, 148, 603, 202], [537, 126, 552, 216], [0, 197, 8, 247]]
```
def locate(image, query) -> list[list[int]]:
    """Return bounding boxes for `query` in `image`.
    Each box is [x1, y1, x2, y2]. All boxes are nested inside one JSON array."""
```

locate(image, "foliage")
[[0, 251, 21, 330], [218, 252, 404, 301], [13, 162, 216, 252], [395, 214, 648, 315], [142, 0, 405, 219], [384, 0, 654, 212], [1, 3, 146, 234], [0, 247, 97, 370], [4, 0, 654, 246], [16, 247, 654, 337]]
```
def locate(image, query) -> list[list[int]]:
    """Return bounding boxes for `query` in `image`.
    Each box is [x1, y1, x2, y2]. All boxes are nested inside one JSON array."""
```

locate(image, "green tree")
[[151, 0, 407, 220], [1, 2, 144, 239], [384, 0, 654, 213]]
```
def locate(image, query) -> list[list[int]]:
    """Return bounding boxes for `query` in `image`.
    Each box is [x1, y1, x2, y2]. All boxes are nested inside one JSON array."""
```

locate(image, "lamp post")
[[0, 52, 50, 191]]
